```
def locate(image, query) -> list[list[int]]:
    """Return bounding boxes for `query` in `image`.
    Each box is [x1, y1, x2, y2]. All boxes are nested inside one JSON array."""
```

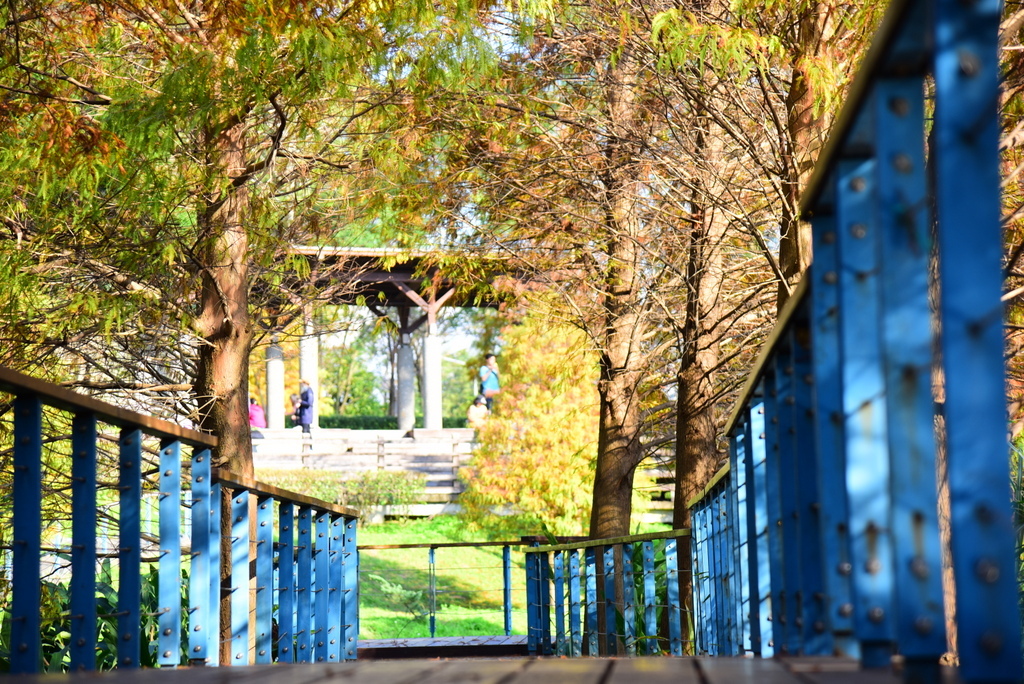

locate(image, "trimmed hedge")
[[295, 415, 468, 430]]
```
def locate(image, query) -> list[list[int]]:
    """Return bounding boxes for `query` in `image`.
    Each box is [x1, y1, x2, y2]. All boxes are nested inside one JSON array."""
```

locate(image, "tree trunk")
[[588, 46, 648, 539], [193, 121, 255, 477], [672, 107, 730, 652], [777, 4, 834, 309], [192, 121, 254, 665]]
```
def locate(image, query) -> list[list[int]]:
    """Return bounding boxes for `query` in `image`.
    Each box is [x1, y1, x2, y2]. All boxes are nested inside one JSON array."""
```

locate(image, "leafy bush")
[[0, 560, 188, 672]]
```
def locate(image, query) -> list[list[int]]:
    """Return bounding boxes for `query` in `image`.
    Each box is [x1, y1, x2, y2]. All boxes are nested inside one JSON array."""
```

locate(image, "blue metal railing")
[[523, 530, 691, 657], [689, 0, 1021, 682], [0, 365, 359, 673]]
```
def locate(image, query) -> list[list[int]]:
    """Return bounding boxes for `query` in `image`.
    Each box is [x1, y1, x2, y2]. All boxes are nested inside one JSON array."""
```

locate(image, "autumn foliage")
[[459, 309, 599, 536]]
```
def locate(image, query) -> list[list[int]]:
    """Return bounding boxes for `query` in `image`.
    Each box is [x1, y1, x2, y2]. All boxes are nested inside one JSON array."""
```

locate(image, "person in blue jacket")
[[478, 354, 501, 410], [296, 379, 314, 434]]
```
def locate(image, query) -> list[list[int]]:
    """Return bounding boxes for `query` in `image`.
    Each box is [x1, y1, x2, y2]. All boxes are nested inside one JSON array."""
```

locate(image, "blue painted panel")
[[343, 518, 358, 660], [722, 483, 739, 655], [761, 370, 786, 655], [749, 400, 773, 657], [730, 427, 751, 654], [539, 551, 552, 654], [664, 537, 683, 656], [873, 76, 947, 670], [835, 155, 896, 666], [296, 506, 313, 662], [553, 550, 566, 655], [584, 547, 599, 655], [327, 515, 343, 662], [568, 550, 582, 656], [188, 448, 211, 663], [808, 211, 858, 658], [277, 504, 295, 662], [692, 500, 710, 653], [158, 440, 182, 667], [622, 543, 636, 656], [70, 413, 98, 672], [208, 482, 221, 662], [715, 487, 734, 655], [775, 340, 803, 656], [641, 541, 657, 655], [230, 490, 249, 665], [255, 496, 274, 664], [118, 429, 143, 668], [933, 0, 1022, 679], [314, 512, 330, 662], [525, 552, 541, 654], [791, 317, 831, 656], [603, 546, 617, 655], [11, 395, 42, 674]]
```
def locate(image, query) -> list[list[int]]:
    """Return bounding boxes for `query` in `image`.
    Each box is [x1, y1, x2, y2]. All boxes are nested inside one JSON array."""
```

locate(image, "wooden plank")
[[783, 656, 861, 673], [415, 660, 532, 684], [605, 657, 704, 683], [796, 668, 903, 684], [517, 658, 610, 684], [699, 657, 805, 684]]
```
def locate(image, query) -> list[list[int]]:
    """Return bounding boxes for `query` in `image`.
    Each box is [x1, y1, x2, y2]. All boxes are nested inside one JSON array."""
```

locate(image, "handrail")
[[0, 365, 216, 447], [0, 366, 359, 673], [528, 528, 690, 554], [688, 0, 1020, 682]]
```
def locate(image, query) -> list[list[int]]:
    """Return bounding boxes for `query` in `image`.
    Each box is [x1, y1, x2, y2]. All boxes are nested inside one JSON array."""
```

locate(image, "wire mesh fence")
[[357, 541, 527, 640]]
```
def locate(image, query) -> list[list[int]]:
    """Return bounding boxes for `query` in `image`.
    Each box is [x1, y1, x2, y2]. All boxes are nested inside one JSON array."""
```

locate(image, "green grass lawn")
[[356, 516, 530, 640]]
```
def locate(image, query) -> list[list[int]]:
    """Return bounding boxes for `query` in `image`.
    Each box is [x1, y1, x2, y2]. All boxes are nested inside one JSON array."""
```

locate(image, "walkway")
[[11, 657, 928, 684]]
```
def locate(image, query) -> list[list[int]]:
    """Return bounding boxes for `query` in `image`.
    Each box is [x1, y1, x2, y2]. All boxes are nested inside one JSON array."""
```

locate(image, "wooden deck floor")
[[9, 657, 961, 684]]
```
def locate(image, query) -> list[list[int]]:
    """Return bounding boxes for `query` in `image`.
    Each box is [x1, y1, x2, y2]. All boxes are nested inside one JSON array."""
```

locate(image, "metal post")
[[622, 543, 636, 656], [328, 515, 343, 662], [314, 512, 330, 661], [665, 537, 683, 656], [641, 541, 657, 655], [809, 208, 858, 659], [118, 428, 143, 669], [230, 490, 249, 665], [343, 518, 359, 660], [934, 0, 1022, 678], [603, 545, 617, 655], [158, 439, 182, 667], [502, 545, 513, 637], [568, 550, 583, 656], [428, 546, 437, 638], [255, 496, 274, 664], [296, 507, 313, 662], [584, 547, 599, 655], [11, 395, 42, 674], [835, 156, 896, 667], [553, 550, 566, 655], [70, 412, 97, 672], [277, 504, 295, 662], [189, 447, 213, 665]]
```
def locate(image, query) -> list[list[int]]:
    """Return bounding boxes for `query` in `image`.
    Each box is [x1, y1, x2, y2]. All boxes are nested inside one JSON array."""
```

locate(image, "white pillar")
[[397, 333, 416, 433], [422, 326, 443, 430], [266, 342, 285, 429], [299, 316, 319, 431]]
